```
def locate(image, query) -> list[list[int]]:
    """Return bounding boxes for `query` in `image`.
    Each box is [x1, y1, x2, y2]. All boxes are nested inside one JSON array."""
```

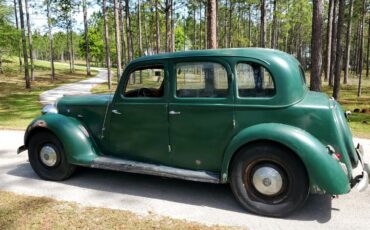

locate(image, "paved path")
[[39, 69, 108, 105], [0, 130, 369, 229]]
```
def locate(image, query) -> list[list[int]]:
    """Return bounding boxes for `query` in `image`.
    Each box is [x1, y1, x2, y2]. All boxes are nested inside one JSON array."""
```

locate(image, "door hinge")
[[168, 145, 172, 153]]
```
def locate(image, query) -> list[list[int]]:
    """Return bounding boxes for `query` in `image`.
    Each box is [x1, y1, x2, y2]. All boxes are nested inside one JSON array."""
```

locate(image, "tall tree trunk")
[[366, 18, 370, 79], [194, 6, 197, 49], [171, 0, 175, 52], [137, 0, 143, 83], [343, 0, 353, 84], [114, 0, 122, 80], [83, 0, 91, 76], [119, 0, 127, 65], [357, 0, 366, 97], [70, 28, 75, 72], [310, 0, 323, 92], [204, 3, 207, 49], [199, 3, 203, 49], [228, 0, 233, 48], [329, 0, 337, 87], [325, 0, 334, 82], [102, 0, 112, 89], [333, 0, 345, 99], [271, 0, 277, 49], [13, 0, 22, 69], [165, 0, 171, 52], [25, 0, 34, 80], [248, 5, 251, 47], [67, 28, 72, 72], [260, 0, 266, 48], [207, 0, 217, 49], [18, 0, 30, 89], [125, 0, 133, 61], [47, 0, 55, 80], [155, 0, 160, 54]]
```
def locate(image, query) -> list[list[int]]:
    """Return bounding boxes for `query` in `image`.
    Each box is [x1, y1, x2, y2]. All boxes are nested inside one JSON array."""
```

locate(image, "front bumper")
[[351, 144, 369, 192]]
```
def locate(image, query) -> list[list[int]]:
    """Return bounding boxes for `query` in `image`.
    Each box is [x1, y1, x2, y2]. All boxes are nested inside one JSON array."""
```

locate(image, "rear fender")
[[221, 123, 351, 195], [24, 114, 99, 165]]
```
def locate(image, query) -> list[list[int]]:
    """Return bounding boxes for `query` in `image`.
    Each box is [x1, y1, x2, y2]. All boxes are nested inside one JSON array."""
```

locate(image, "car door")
[[107, 63, 170, 165], [168, 59, 235, 172]]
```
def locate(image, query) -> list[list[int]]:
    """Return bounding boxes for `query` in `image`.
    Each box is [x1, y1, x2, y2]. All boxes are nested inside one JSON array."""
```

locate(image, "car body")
[[19, 48, 369, 217]]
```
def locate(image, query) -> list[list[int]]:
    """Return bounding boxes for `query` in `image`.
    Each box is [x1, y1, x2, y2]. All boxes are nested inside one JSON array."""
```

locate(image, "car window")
[[176, 62, 228, 98], [236, 63, 275, 97], [124, 67, 164, 98]]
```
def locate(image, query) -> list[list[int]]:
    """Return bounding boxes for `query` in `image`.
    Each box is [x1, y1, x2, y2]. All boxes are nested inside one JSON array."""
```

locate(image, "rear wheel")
[[28, 131, 76, 181], [230, 143, 309, 217]]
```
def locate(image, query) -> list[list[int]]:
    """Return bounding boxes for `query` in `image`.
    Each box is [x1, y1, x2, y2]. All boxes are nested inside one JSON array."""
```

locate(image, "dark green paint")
[[24, 48, 358, 195]]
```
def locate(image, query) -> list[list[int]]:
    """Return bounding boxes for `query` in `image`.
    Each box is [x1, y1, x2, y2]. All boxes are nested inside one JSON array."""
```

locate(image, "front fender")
[[221, 123, 350, 195], [24, 113, 99, 165]]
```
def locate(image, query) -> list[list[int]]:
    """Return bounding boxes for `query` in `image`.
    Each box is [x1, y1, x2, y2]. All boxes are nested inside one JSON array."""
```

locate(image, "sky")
[[6, 0, 100, 34]]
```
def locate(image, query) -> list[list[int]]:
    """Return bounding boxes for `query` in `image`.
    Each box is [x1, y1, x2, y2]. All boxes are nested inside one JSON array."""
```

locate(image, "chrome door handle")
[[169, 111, 181, 115], [112, 109, 122, 115]]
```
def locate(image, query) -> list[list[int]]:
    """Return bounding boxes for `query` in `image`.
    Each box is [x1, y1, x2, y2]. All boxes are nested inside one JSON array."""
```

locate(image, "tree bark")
[[207, 0, 217, 49], [155, 0, 160, 54], [260, 0, 266, 48], [171, 0, 175, 52], [324, 0, 334, 82], [271, 0, 277, 49], [119, 0, 127, 65], [329, 0, 337, 87], [24, 0, 34, 80], [102, 0, 112, 89], [343, 0, 353, 84], [165, 0, 171, 52], [366, 18, 369, 79], [310, 0, 323, 92], [46, 0, 55, 80], [114, 0, 122, 80], [13, 0, 22, 69], [125, 0, 133, 61], [333, 0, 345, 99], [357, 0, 366, 97], [248, 5, 251, 47], [18, 0, 30, 89], [82, 0, 91, 76], [228, 0, 233, 48]]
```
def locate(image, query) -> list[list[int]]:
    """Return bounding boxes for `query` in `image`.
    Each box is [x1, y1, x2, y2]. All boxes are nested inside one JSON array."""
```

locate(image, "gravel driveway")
[[0, 130, 369, 229]]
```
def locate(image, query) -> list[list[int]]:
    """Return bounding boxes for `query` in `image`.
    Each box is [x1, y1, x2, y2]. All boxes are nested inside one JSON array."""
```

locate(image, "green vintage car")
[[18, 48, 368, 217]]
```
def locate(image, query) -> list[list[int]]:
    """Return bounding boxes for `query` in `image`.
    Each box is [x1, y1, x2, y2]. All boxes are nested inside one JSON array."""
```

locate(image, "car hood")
[[57, 94, 112, 108]]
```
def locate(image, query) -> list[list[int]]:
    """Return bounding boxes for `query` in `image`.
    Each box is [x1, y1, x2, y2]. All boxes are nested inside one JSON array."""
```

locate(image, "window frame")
[[120, 64, 167, 101], [235, 61, 277, 99], [171, 59, 233, 102]]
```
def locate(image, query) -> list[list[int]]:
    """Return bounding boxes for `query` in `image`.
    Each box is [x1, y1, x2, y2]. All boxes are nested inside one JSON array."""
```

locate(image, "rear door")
[[168, 59, 235, 172]]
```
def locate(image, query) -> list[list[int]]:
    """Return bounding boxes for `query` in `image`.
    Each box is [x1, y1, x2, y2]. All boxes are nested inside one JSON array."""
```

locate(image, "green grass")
[[0, 191, 232, 230], [321, 77, 370, 138], [0, 57, 97, 129]]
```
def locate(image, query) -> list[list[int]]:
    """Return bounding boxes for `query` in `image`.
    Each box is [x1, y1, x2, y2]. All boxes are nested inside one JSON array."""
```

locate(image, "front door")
[[107, 64, 169, 165], [168, 60, 235, 172]]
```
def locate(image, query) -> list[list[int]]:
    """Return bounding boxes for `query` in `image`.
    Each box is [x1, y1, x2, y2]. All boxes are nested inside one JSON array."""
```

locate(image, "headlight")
[[42, 104, 58, 114]]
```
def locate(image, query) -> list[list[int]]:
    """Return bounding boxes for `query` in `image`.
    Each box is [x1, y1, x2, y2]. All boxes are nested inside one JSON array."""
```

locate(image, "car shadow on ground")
[[7, 163, 332, 223]]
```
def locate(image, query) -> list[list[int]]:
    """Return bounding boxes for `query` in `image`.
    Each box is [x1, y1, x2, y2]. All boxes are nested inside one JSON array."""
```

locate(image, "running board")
[[91, 156, 220, 184]]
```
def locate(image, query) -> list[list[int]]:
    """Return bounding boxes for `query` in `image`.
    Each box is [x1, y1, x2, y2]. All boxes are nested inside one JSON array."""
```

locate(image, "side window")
[[176, 62, 228, 98], [124, 66, 164, 98], [236, 63, 275, 97]]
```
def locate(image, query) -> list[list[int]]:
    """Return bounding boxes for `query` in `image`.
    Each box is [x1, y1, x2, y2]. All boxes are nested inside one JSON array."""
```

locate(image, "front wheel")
[[28, 131, 76, 181], [230, 143, 309, 217]]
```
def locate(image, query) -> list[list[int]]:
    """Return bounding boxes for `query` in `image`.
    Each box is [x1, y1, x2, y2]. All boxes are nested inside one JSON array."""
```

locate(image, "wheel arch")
[[221, 123, 351, 195], [24, 114, 100, 166]]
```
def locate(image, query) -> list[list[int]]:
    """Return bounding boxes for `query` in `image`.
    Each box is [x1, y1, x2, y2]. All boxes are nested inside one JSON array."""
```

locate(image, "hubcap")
[[39, 145, 58, 167], [252, 166, 283, 196]]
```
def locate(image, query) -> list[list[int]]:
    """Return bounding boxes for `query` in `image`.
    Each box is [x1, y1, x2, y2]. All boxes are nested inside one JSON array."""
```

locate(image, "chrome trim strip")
[[91, 156, 220, 184]]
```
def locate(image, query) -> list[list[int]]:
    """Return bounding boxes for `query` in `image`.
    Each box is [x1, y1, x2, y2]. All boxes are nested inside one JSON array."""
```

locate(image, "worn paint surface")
[[24, 48, 358, 195]]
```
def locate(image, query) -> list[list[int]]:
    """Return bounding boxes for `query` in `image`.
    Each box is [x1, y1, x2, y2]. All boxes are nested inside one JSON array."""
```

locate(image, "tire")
[[230, 143, 309, 217], [28, 131, 76, 181]]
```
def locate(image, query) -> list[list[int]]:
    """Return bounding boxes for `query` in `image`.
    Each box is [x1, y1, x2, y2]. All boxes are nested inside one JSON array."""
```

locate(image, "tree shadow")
[[7, 163, 332, 223]]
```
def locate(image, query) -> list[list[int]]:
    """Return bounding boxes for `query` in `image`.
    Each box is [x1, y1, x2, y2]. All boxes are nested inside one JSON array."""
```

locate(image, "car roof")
[[130, 48, 299, 65]]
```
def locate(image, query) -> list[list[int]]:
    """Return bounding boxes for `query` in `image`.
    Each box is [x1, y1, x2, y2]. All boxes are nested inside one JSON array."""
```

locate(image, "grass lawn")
[[0, 57, 97, 129], [0, 191, 231, 230]]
